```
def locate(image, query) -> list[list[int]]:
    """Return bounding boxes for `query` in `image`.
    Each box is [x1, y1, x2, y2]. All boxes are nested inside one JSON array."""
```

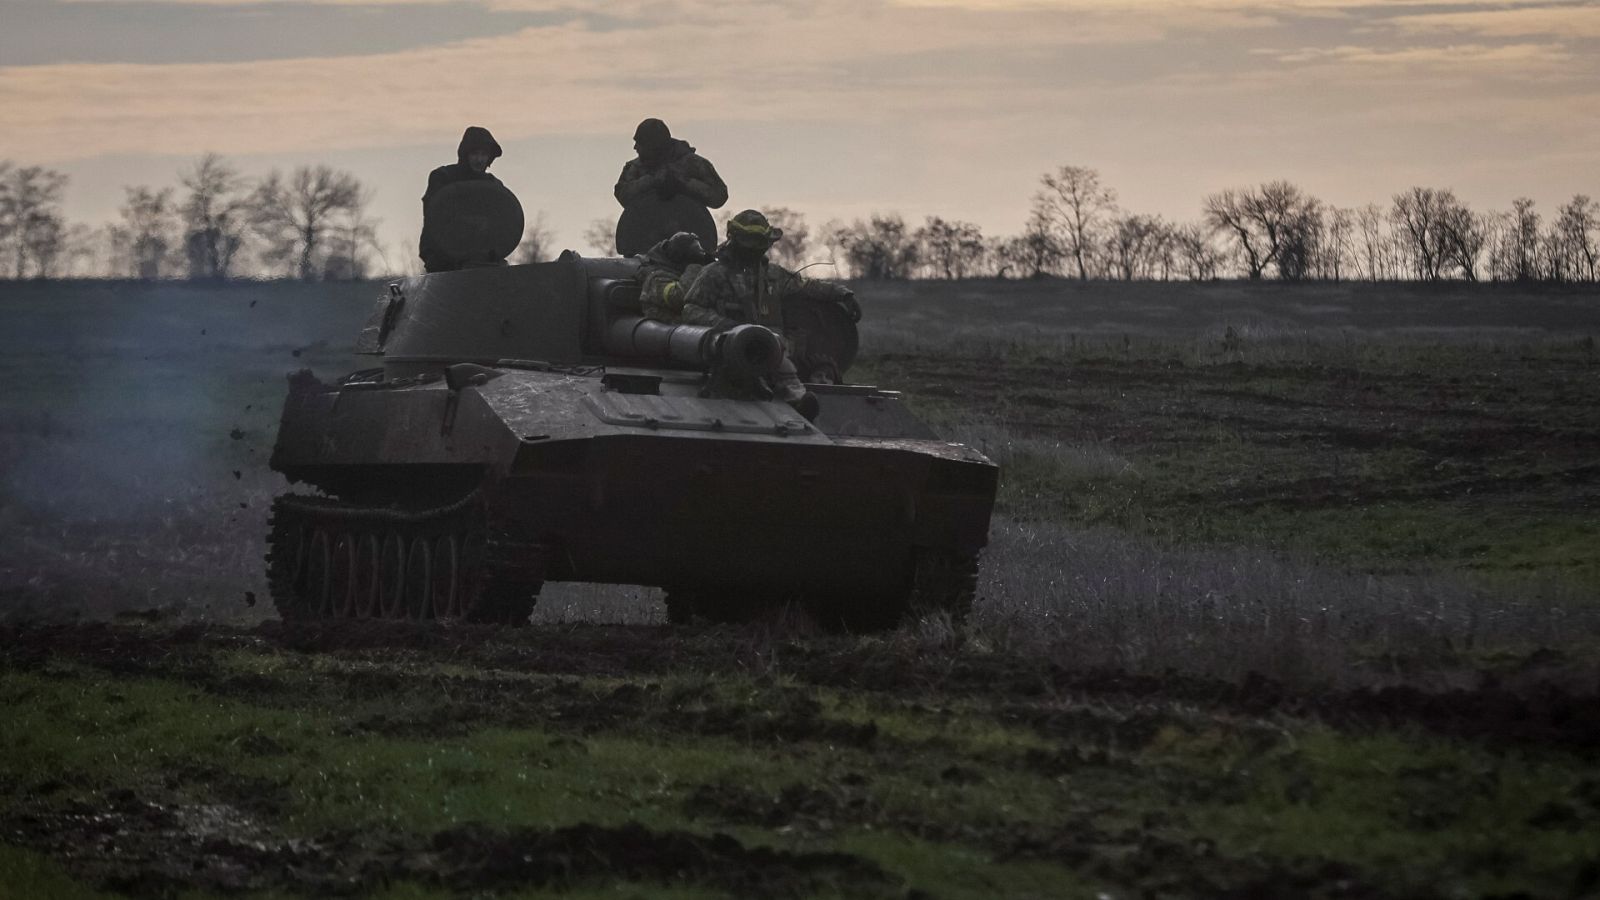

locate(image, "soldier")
[[613, 119, 727, 255], [637, 231, 712, 323], [682, 209, 860, 413], [420, 126, 503, 272]]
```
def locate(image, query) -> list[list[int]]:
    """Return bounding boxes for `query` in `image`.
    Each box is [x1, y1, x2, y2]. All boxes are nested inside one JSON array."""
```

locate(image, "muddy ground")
[[4, 280, 1600, 897], [3, 619, 1599, 899]]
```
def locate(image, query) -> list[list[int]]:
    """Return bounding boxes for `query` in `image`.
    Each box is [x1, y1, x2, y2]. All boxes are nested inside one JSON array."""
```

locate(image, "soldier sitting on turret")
[[681, 210, 860, 415], [420, 126, 504, 273], [637, 232, 713, 323]]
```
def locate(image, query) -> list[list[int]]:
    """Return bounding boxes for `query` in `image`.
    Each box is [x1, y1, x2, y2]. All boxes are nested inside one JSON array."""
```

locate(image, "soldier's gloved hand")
[[838, 289, 862, 323], [657, 170, 682, 199]]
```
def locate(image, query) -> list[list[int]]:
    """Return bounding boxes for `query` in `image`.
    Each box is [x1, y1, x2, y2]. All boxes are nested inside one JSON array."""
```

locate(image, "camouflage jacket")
[[613, 141, 728, 210], [639, 262, 703, 322], [680, 255, 807, 331]]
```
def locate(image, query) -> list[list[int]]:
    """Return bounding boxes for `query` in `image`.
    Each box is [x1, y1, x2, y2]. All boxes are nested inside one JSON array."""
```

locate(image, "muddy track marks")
[[3, 789, 902, 899], [5, 622, 1598, 750]]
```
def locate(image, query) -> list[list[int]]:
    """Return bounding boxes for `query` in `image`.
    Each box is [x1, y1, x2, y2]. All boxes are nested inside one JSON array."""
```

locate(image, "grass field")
[[2, 277, 1598, 897]]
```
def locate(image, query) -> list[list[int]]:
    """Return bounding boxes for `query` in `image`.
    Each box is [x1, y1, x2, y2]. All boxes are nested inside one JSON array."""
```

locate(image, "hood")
[[457, 126, 503, 162]]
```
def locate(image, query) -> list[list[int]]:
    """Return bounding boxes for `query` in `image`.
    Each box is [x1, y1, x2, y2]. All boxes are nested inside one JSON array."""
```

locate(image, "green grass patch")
[[5, 634, 1599, 897]]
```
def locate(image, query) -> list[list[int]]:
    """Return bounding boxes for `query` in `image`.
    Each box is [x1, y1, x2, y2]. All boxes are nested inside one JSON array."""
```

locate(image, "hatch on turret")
[[357, 259, 589, 369]]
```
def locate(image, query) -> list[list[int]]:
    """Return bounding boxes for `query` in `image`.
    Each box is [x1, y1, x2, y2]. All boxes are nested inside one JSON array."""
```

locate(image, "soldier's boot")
[[771, 356, 819, 422]]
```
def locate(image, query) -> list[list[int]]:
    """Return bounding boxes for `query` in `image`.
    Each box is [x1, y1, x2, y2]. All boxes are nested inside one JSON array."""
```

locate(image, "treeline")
[[3, 155, 1597, 284], [748, 167, 1600, 283], [0, 156, 386, 280]]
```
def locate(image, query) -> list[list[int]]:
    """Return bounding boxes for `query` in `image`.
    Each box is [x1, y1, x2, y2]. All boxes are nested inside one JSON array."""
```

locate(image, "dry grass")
[[6, 373, 1596, 689], [961, 516, 1596, 688], [4, 278, 1597, 688], [861, 317, 1598, 372]]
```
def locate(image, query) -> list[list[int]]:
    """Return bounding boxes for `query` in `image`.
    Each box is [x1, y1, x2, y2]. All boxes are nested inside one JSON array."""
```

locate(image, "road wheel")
[[329, 533, 357, 618], [432, 535, 461, 619], [305, 530, 333, 618], [458, 533, 486, 620], [352, 533, 380, 618], [377, 532, 406, 619], [404, 536, 433, 620], [266, 508, 310, 620]]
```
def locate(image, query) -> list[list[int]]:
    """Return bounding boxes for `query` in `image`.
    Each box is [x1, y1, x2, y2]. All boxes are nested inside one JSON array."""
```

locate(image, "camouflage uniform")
[[636, 232, 709, 322], [613, 119, 728, 211], [681, 211, 826, 408], [682, 213, 860, 384]]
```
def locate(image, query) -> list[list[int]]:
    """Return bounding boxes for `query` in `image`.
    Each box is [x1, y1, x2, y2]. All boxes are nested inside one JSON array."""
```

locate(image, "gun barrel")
[[602, 317, 785, 379], [603, 316, 717, 366]]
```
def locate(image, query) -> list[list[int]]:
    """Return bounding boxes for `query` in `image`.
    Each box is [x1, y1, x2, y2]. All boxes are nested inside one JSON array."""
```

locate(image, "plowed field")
[[3, 279, 1600, 897], [4, 619, 1598, 899]]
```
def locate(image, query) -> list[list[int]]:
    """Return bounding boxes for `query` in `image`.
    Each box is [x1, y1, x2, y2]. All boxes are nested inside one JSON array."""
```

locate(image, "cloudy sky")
[[2, 0, 1597, 267]]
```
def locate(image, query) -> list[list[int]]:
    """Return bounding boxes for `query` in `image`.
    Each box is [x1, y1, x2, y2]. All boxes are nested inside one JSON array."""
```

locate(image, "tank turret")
[[267, 253, 996, 629]]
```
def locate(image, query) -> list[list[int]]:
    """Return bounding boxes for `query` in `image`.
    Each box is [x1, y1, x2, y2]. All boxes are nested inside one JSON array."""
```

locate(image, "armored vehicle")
[[266, 253, 997, 629]]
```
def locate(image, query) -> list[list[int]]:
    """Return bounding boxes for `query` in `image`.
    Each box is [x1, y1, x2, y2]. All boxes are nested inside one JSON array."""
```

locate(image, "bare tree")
[[1540, 225, 1570, 282], [251, 165, 366, 280], [109, 186, 179, 279], [583, 218, 617, 257], [1507, 198, 1542, 282], [21, 214, 66, 278], [1353, 203, 1395, 280], [57, 224, 100, 278], [0, 162, 70, 279], [1439, 203, 1487, 282], [914, 216, 986, 279], [1320, 207, 1354, 281], [180, 153, 252, 280], [1104, 214, 1166, 281], [1172, 222, 1223, 281], [510, 212, 556, 265], [1554, 194, 1599, 282], [762, 207, 812, 269], [824, 215, 919, 279], [1388, 187, 1487, 281], [1390, 187, 1453, 281], [1033, 165, 1117, 281], [1277, 199, 1324, 282], [321, 191, 382, 280], [995, 210, 1065, 280], [1203, 181, 1319, 280]]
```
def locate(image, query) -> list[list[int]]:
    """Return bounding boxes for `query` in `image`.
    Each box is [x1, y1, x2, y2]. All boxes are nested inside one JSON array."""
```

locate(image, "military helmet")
[[664, 231, 707, 264], [726, 209, 783, 249]]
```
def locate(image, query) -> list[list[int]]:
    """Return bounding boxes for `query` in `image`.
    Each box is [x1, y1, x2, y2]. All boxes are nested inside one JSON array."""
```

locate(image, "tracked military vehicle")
[[266, 253, 997, 629]]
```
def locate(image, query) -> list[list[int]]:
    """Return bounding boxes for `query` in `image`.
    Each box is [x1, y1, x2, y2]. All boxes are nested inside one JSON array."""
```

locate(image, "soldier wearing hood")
[[420, 126, 504, 272], [614, 119, 727, 236]]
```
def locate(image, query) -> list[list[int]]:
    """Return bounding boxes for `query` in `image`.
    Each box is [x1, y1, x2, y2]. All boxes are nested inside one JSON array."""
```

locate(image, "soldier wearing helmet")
[[636, 231, 712, 323], [682, 210, 859, 414]]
